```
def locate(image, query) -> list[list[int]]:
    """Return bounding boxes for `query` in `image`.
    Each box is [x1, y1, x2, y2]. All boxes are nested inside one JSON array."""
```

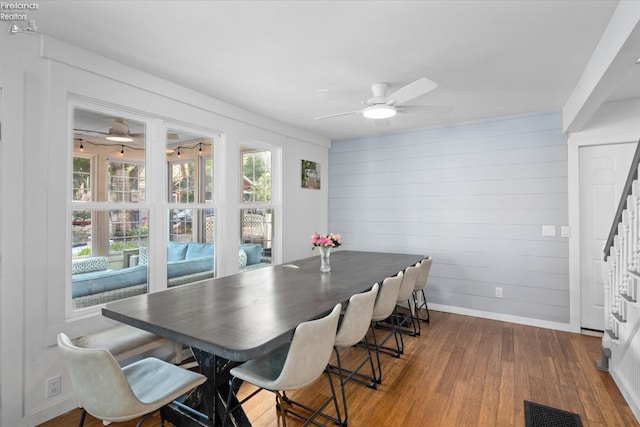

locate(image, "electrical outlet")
[[45, 375, 61, 399], [495, 287, 503, 298]]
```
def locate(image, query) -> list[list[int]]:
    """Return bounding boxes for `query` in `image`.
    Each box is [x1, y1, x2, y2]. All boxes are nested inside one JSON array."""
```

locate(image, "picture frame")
[[301, 160, 320, 189]]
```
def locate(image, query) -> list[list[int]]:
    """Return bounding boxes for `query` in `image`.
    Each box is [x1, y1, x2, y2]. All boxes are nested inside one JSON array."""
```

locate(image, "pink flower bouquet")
[[311, 232, 342, 248]]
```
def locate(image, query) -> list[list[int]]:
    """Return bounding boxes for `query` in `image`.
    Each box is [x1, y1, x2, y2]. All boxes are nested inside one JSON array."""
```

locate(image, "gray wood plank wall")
[[328, 112, 569, 323]]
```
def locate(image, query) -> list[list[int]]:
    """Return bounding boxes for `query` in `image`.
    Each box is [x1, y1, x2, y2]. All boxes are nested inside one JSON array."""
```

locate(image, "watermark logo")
[[1, 2, 38, 21], [2, 2, 38, 34]]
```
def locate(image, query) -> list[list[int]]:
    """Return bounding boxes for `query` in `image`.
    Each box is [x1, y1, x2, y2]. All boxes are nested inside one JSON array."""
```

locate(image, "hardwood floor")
[[39, 310, 639, 426]]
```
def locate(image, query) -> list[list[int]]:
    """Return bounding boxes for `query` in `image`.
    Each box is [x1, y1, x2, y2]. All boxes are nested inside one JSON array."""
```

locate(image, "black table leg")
[[191, 348, 251, 427]]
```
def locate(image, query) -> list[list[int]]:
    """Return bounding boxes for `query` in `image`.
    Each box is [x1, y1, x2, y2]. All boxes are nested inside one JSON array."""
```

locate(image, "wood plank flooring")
[[38, 310, 639, 426]]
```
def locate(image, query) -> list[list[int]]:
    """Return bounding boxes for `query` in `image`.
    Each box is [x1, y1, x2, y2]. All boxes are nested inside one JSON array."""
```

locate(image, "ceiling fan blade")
[[74, 128, 109, 135], [385, 77, 438, 105], [314, 110, 361, 120]]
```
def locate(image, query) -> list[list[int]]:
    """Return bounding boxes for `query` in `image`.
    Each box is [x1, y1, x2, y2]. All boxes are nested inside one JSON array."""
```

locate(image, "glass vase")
[[319, 246, 331, 273]]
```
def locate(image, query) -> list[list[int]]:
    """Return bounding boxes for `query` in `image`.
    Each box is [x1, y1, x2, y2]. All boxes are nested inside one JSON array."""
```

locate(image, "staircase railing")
[[601, 138, 640, 422], [604, 141, 640, 262]]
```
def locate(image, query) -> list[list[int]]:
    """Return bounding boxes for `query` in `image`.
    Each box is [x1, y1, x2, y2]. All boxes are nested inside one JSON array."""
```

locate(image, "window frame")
[[238, 142, 281, 270], [67, 102, 224, 317], [68, 103, 153, 317]]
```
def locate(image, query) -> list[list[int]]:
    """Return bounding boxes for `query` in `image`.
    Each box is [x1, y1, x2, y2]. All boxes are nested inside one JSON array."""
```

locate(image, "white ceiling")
[[33, 0, 638, 141]]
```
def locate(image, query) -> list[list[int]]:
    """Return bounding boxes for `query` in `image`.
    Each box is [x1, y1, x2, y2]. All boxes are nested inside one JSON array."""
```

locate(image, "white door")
[[580, 142, 637, 331]]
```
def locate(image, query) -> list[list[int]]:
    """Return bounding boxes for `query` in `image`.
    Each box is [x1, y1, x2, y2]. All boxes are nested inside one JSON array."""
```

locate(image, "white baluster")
[[614, 234, 622, 316], [631, 180, 640, 272], [628, 195, 636, 273], [605, 265, 612, 333], [622, 210, 630, 297]]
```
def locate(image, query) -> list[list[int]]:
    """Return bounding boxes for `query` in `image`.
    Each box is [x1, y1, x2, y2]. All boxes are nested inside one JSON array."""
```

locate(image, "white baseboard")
[[23, 396, 79, 427], [429, 303, 579, 333], [610, 366, 640, 423]]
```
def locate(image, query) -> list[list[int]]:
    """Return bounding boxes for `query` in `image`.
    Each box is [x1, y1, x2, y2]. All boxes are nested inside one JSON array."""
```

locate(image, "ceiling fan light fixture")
[[106, 135, 134, 142], [362, 105, 397, 119]]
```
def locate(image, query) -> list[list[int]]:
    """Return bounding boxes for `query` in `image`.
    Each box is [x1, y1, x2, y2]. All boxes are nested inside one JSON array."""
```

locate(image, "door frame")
[[568, 131, 640, 333]]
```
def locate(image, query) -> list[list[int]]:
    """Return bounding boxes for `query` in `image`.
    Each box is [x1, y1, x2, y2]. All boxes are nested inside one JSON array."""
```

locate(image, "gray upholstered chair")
[[412, 257, 433, 333], [369, 271, 404, 383], [57, 333, 206, 427], [329, 283, 379, 424], [223, 304, 343, 427]]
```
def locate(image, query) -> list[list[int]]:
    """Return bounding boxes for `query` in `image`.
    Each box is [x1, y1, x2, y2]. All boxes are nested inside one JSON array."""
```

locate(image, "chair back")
[[57, 333, 145, 421], [414, 257, 433, 291], [397, 264, 420, 302], [334, 283, 380, 348], [371, 272, 403, 322], [272, 303, 342, 390]]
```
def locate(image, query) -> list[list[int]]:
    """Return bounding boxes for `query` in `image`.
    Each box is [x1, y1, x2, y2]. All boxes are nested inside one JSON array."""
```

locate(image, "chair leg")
[[370, 324, 383, 383], [332, 348, 349, 425], [78, 409, 87, 427], [275, 391, 288, 427], [328, 340, 376, 389], [362, 336, 378, 388], [368, 321, 403, 384], [421, 289, 430, 322], [412, 293, 422, 335], [391, 308, 405, 353], [412, 290, 430, 325], [370, 317, 403, 358], [136, 412, 153, 427], [325, 367, 345, 426], [280, 370, 345, 427]]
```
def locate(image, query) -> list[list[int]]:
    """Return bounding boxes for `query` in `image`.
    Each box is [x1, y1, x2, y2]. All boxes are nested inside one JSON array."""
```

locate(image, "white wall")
[[566, 99, 640, 334], [0, 33, 330, 426], [329, 112, 572, 329]]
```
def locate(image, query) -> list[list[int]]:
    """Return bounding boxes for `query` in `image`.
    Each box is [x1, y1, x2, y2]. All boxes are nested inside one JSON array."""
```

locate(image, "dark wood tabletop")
[[103, 250, 425, 362]]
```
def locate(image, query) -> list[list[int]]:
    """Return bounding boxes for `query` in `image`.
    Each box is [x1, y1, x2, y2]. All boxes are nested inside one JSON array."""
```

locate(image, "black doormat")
[[524, 401, 583, 427]]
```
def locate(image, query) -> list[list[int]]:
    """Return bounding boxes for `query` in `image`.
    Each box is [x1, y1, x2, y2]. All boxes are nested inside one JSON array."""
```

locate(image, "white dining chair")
[[57, 332, 207, 427], [222, 304, 343, 427], [368, 271, 404, 383], [329, 283, 379, 424], [411, 257, 433, 334]]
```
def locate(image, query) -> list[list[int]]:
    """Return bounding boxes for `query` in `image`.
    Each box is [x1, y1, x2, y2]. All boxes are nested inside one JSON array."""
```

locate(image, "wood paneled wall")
[[329, 112, 569, 323]]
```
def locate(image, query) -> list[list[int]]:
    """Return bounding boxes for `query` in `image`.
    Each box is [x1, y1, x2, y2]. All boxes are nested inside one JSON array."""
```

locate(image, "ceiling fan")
[[74, 117, 143, 142], [74, 117, 178, 141], [315, 77, 439, 120]]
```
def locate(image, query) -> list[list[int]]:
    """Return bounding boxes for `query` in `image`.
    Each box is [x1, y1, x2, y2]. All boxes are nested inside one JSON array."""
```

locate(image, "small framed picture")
[[301, 160, 321, 189]]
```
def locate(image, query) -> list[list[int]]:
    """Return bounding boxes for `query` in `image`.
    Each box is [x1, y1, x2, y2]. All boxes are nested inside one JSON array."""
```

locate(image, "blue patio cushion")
[[239, 244, 263, 265], [167, 256, 214, 279], [185, 242, 215, 260], [167, 241, 189, 261], [72, 265, 148, 298]]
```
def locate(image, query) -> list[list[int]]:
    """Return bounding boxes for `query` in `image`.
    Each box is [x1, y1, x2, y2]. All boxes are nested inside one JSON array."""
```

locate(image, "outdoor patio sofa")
[[71, 242, 266, 309]]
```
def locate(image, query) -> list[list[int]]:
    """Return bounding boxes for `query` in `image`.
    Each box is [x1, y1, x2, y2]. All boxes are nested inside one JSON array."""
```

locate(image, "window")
[[167, 130, 216, 285], [73, 156, 92, 201], [240, 145, 274, 270], [71, 108, 148, 310], [69, 106, 220, 311], [108, 160, 145, 202], [169, 160, 195, 241], [242, 148, 271, 202]]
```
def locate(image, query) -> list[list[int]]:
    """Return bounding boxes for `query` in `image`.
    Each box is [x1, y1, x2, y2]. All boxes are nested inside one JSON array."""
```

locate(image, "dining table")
[[102, 249, 425, 426]]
